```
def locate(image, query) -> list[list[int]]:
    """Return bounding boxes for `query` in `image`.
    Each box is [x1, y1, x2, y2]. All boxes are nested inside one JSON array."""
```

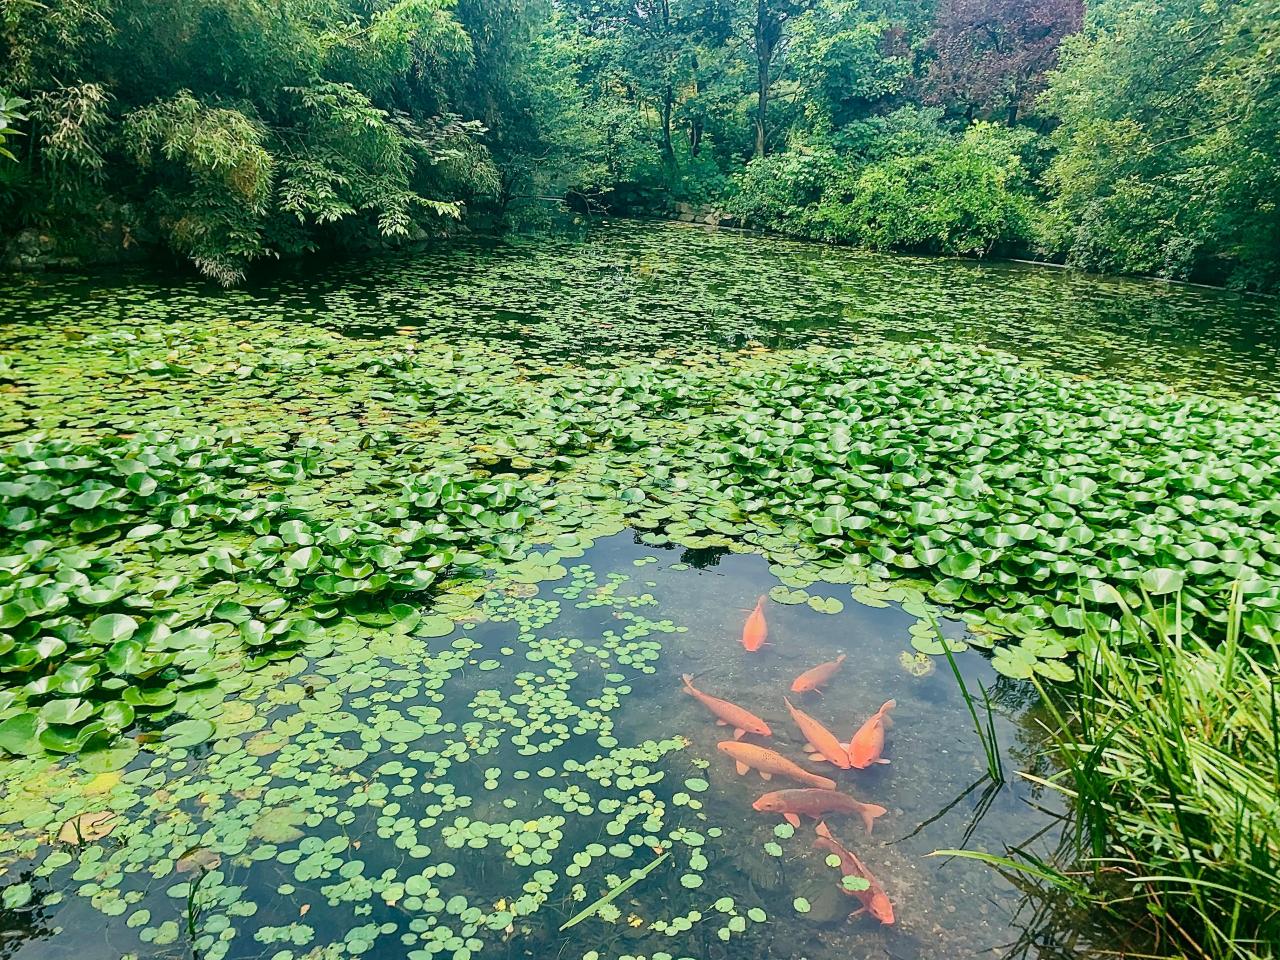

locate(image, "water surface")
[[1, 219, 1265, 960]]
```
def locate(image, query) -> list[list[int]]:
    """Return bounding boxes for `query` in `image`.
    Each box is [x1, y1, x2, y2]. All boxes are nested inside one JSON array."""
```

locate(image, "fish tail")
[[879, 699, 896, 715], [835, 653, 847, 665], [681, 674, 696, 693]]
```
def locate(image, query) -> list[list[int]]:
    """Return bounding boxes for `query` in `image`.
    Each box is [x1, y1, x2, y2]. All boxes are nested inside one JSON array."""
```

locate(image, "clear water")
[[0, 532, 1073, 960]]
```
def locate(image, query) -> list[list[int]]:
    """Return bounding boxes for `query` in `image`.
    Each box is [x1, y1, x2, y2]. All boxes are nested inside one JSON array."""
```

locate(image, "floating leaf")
[[164, 718, 215, 748], [58, 811, 118, 845]]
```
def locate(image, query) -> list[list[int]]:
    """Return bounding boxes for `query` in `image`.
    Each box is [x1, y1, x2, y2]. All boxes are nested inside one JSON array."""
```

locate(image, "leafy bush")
[[726, 151, 843, 232], [732, 123, 1035, 256], [0, 93, 29, 162], [2, 0, 510, 282]]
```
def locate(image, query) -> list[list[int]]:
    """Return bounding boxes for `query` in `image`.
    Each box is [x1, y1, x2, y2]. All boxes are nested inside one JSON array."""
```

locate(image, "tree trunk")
[[753, 0, 783, 158], [755, 55, 770, 157], [661, 84, 675, 170], [660, 0, 676, 171]]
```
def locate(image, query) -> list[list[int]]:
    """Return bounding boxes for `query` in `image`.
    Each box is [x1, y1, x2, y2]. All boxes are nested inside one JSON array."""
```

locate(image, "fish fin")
[[849, 907, 867, 920], [861, 804, 888, 835], [809, 755, 827, 764], [814, 821, 832, 839], [874, 758, 890, 765], [735, 762, 749, 776], [759, 771, 773, 781], [733, 728, 745, 740], [801, 743, 816, 752], [784, 813, 800, 828], [715, 719, 727, 726]]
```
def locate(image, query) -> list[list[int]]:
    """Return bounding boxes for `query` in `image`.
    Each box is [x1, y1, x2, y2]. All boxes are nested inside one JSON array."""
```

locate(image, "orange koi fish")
[[717, 742, 835, 790], [784, 698, 851, 768], [681, 674, 771, 739], [813, 822, 894, 924], [847, 699, 895, 769], [752, 789, 886, 834], [790, 654, 846, 693], [741, 596, 768, 652]]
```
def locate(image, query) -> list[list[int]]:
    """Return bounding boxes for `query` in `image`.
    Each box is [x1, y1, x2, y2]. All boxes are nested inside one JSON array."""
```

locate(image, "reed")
[[1032, 586, 1280, 960], [930, 617, 1005, 784]]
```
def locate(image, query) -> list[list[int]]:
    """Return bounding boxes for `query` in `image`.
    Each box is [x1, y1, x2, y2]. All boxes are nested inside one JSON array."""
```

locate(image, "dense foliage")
[[3, 0, 1277, 286], [0, 0, 556, 282], [1041, 0, 1280, 290]]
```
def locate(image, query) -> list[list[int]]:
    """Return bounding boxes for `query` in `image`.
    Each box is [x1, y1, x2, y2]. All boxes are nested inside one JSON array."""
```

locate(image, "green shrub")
[[732, 123, 1035, 257], [726, 150, 844, 233]]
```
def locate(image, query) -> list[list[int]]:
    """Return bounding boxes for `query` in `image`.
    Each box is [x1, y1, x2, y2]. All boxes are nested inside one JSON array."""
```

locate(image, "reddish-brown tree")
[[924, 0, 1083, 124]]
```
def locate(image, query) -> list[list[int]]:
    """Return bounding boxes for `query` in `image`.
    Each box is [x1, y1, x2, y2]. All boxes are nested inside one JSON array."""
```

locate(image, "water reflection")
[[4, 221, 1277, 393]]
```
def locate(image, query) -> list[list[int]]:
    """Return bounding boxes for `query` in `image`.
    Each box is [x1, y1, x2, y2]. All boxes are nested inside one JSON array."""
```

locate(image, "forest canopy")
[[2, 0, 1277, 289]]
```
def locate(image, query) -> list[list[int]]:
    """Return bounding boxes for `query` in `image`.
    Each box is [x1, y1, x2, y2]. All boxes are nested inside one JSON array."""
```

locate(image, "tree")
[[742, 0, 815, 157], [562, 0, 702, 172], [789, 4, 911, 134], [924, 0, 1083, 124], [1041, 0, 1280, 288], [1, 0, 508, 282]]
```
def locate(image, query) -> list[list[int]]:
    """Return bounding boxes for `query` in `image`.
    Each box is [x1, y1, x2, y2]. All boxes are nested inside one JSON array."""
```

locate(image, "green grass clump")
[[1042, 587, 1279, 959]]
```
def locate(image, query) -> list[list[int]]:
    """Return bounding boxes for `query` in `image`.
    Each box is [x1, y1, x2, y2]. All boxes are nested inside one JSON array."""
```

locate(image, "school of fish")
[[682, 595, 899, 927]]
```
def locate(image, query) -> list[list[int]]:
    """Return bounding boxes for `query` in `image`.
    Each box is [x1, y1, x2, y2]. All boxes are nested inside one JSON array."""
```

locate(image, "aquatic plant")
[[1, 223, 1278, 959], [929, 616, 1004, 783], [558, 852, 670, 931], [949, 587, 1280, 959], [1036, 587, 1280, 959]]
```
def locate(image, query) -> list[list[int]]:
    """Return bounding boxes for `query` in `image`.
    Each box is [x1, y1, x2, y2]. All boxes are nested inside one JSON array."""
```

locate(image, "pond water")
[[0, 532, 1072, 960], [1, 221, 1276, 960], [4, 220, 1278, 395]]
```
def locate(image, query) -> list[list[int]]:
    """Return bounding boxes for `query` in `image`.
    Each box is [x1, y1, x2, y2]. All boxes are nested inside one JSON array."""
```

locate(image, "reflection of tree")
[[0, 871, 55, 960], [678, 545, 730, 569]]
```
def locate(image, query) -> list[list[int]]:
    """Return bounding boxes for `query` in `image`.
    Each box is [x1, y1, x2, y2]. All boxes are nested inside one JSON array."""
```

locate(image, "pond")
[[2, 221, 1278, 960]]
